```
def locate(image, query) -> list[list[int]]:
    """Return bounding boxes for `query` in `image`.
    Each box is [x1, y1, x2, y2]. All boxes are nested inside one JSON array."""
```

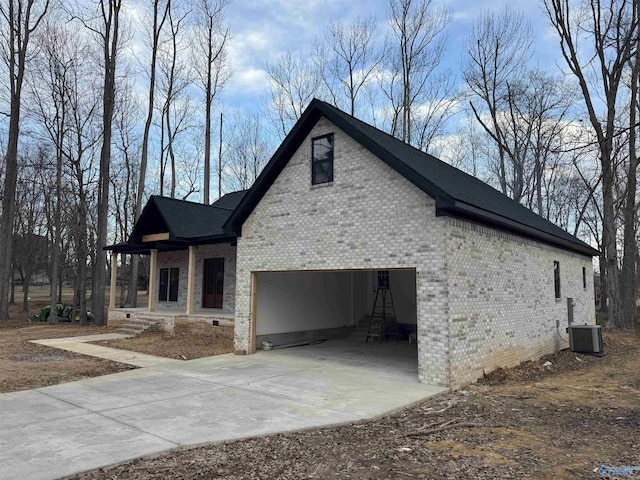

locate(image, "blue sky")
[[219, 0, 563, 111]]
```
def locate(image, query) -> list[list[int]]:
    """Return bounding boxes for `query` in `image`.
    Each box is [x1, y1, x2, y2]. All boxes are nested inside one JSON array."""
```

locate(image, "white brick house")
[[107, 99, 596, 389]]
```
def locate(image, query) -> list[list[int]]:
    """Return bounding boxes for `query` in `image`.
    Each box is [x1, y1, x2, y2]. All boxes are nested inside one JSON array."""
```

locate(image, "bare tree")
[[74, 0, 124, 325], [156, 2, 191, 198], [226, 111, 271, 191], [111, 79, 140, 307], [383, 0, 451, 144], [466, 61, 576, 207], [65, 52, 100, 324], [410, 70, 460, 153], [112, 80, 140, 246], [621, 0, 640, 329], [544, 0, 637, 328], [190, 0, 230, 204], [30, 19, 80, 323], [314, 16, 381, 117], [0, 0, 50, 321], [463, 7, 533, 198], [522, 72, 576, 217], [265, 52, 322, 140], [129, 0, 170, 307], [13, 147, 48, 312], [442, 108, 487, 178]]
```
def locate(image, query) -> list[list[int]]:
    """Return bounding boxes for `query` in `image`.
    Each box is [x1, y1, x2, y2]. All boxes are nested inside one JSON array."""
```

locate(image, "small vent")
[[568, 325, 603, 355]]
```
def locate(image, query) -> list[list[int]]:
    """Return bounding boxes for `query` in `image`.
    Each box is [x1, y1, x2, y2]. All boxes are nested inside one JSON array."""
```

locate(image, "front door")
[[203, 258, 224, 308]]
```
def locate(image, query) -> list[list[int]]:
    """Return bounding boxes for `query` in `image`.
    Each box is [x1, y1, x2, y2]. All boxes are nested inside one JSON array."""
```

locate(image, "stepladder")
[[366, 271, 401, 342]]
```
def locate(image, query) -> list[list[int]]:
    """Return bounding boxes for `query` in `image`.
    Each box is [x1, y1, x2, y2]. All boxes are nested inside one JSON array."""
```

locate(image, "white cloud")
[[228, 67, 270, 95]]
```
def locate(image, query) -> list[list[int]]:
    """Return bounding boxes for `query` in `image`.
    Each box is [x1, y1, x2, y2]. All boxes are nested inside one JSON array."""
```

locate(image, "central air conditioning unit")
[[568, 324, 604, 355]]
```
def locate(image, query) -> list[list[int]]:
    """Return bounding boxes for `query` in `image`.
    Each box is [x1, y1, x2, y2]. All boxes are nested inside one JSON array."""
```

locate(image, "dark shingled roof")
[[142, 195, 237, 239], [209, 189, 249, 211], [106, 190, 248, 253], [226, 99, 597, 257]]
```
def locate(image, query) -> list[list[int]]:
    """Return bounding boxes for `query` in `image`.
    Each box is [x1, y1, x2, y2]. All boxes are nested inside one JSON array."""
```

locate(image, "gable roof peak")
[[226, 100, 598, 257]]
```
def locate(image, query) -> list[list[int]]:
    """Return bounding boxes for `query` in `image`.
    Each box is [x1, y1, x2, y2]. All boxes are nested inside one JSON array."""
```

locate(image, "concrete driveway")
[[0, 336, 446, 480]]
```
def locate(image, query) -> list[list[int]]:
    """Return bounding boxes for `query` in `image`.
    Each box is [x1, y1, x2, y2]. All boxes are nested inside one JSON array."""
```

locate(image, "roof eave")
[[438, 200, 599, 257], [104, 233, 237, 254]]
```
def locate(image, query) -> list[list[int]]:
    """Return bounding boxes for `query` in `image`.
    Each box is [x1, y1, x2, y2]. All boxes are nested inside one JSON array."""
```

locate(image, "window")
[[159, 267, 179, 302], [553, 261, 561, 299], [583, 267, 587, 289], [312, 133, 334, 185]]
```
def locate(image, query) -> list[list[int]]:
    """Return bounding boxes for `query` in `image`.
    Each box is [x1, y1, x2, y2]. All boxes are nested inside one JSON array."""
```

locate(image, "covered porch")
[[104, 193, 247, 332]]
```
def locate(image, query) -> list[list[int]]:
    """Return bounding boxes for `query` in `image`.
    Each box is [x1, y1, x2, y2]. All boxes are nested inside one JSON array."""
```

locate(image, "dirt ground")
[[72, 330, 640, 480], [0, 320, 134, 394], [94, 326, 235, 360]]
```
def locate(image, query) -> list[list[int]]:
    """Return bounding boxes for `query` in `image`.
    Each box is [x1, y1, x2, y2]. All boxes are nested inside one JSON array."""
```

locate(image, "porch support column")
[[186, 245, 196, 315], [148, 249, 158, 312], [109, 252, 118, 309]]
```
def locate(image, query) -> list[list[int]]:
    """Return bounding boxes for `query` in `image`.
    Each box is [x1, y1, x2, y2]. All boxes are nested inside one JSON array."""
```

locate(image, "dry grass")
[[0, 323, 134, 393], [8, 284, 149, 322], [94, 326, 235, 360]]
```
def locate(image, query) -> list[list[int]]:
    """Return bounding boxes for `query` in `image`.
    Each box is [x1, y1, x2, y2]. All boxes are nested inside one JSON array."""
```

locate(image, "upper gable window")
[[312, 133, 334, 185]]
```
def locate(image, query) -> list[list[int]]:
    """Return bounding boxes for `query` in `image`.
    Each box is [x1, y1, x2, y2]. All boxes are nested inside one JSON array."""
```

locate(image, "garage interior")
[[254, 268, 419, 379]]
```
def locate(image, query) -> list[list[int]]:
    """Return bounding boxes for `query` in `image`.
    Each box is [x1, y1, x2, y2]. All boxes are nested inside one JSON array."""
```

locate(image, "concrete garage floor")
[[0, 336, 446, 480]]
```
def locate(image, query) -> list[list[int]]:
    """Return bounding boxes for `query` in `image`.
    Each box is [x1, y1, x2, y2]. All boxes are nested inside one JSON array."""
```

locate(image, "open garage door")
[[253, 268, 419, 378]]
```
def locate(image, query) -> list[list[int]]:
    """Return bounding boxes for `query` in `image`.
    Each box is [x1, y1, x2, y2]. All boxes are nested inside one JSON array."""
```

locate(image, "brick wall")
[[235, 117, 451, 386], [445, 218, 595, 388], [174, 320, 234, 337], [156, 243, 236, 314], [105, 309, 129, 328], [234, 115, 596, 389]]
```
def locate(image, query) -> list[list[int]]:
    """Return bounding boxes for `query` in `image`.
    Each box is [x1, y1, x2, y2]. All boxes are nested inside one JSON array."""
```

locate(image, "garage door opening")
[[253, 268, 418, 378]]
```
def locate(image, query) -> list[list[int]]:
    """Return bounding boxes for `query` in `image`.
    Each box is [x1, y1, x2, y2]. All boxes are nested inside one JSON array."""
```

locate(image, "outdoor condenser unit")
[[568, 324, 604, 355]]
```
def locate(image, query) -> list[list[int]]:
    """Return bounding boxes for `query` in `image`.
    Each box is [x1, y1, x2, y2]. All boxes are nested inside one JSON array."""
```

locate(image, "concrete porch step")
[[118, 327, 144, 336], [127, 319, 157, 327], [118, 318, 160, 337]]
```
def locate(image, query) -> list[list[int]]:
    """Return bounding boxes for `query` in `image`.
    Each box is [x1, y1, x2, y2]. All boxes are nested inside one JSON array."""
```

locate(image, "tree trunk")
[[218, 111, 223, 198], [599, 251, 608, 313], [204, 68, 212, 204], [49, 252, 60, 323], [131, 2, 169, 307], [22, 277, 30, 313], [603, 179, 620, 327], [535, 153, 543, 216], [77, 201, 89, 324], [9, 266, 15, 305], [92, 0, 121, 326], [49, 106, 65, 324], [620, 6, 639, 329], [0, 102, 21, 321], [203, 7, 213, 204], [167, 106, 176, 198]]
